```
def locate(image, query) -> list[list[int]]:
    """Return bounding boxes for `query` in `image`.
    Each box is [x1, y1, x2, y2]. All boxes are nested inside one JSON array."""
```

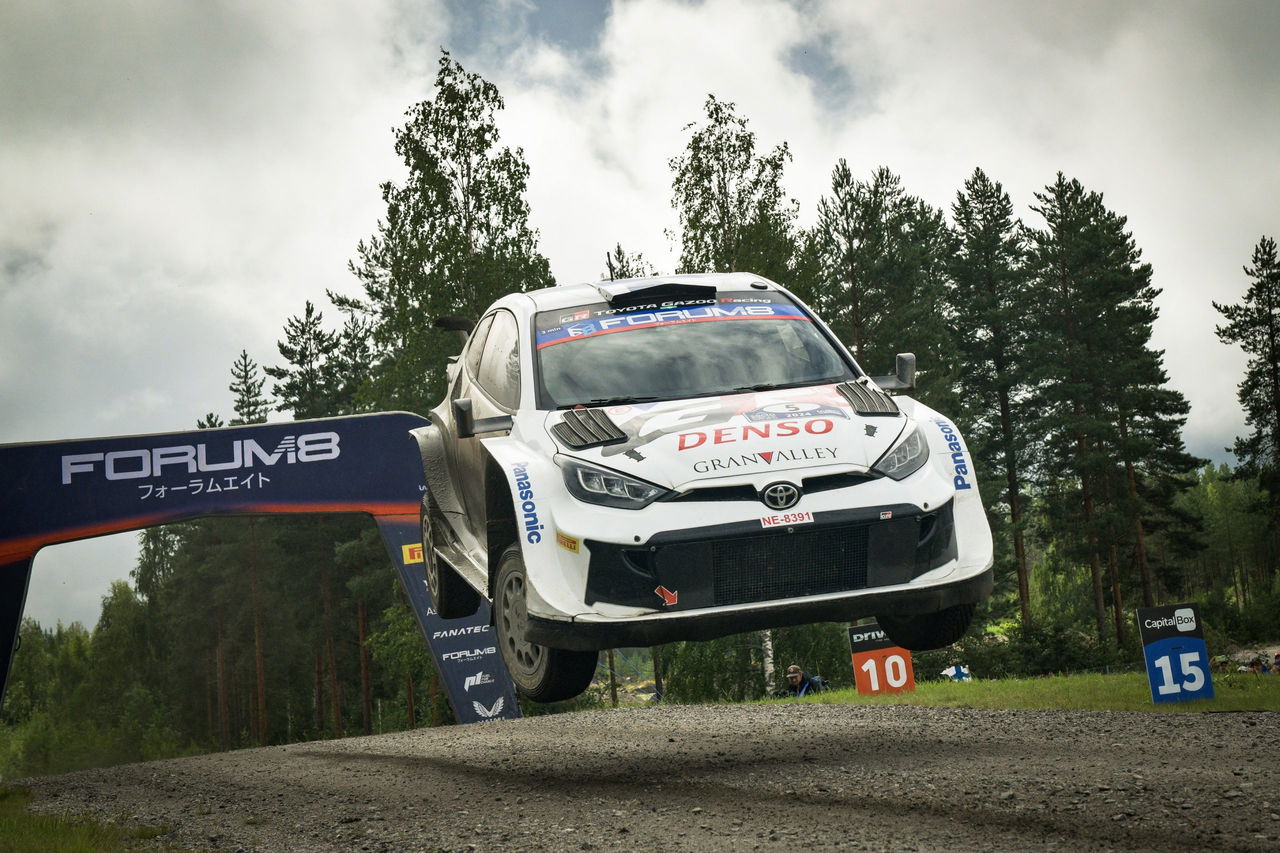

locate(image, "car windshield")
[[533, 291, 857, 408]]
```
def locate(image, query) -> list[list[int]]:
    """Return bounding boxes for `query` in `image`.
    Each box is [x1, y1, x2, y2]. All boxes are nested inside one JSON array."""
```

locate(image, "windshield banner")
[[536, 302, 811, 349]]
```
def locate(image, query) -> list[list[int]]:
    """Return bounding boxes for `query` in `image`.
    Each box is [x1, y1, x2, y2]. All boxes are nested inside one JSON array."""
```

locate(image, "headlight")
[[872, 423, 929, 480], [559, 459, 668, 509]]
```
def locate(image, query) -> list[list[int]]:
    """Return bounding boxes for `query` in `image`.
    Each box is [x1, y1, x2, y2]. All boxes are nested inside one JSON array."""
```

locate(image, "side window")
[[463, 314, 494, 380], [476, 310, 521, 410]]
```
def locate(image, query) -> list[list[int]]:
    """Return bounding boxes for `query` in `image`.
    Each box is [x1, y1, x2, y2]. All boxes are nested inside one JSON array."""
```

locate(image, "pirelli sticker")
[[556, 531, 580, 553], [402, 543, 425, 564]]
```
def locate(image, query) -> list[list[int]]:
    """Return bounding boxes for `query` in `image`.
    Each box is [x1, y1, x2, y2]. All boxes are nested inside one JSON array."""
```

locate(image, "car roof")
[[510, 272, 784, 314]]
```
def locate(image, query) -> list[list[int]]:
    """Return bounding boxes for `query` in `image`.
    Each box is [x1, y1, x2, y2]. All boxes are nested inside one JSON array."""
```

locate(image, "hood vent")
[[838, 380, 901, 416], [552, 408, 628, 449]]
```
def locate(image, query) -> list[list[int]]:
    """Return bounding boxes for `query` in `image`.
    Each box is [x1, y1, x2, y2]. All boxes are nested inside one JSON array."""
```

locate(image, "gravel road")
[[17, 704, 1279, 851]]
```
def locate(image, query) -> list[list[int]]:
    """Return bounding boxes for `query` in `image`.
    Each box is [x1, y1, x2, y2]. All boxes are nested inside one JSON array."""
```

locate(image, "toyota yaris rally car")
[[414, 273, 993, 702]]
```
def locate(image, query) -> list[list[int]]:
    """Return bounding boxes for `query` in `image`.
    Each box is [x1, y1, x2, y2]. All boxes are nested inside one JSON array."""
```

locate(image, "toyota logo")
[[761, 482, 801, 510]]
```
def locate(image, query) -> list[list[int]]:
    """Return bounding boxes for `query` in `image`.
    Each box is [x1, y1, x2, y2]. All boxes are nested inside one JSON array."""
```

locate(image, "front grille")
[[711, 524, 869, 606]]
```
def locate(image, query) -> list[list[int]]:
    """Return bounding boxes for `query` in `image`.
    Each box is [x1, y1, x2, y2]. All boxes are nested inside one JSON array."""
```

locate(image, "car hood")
[[542, 384, 909, 491]]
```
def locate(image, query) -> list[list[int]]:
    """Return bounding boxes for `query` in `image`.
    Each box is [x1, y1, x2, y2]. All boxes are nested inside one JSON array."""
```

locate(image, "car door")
[[456, 309, 521, 539], [444, 313, 493, 550]]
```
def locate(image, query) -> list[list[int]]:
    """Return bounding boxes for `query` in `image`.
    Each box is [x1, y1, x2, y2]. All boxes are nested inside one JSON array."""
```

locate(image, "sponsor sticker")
[[933, 419, 972, 491], [744, 403, 848, 423], [536, 303, 811, 348], [879, 511, 893, 520], [760, 510, 813, 528], [692, 446, 836, 474], [556, 531, 580, 553], [655, 585, 678, 606], [512, 462, 545, 544], [677, 418, 834, 451], [402, 543, 424, 564]]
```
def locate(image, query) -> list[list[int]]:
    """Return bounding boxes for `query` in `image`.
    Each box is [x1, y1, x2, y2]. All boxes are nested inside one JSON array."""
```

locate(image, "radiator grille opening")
[[711, 524, 869, 606]]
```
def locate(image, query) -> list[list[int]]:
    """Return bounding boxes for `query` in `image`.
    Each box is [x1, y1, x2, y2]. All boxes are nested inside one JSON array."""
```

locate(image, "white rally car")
[[415, 273, 993, 701]]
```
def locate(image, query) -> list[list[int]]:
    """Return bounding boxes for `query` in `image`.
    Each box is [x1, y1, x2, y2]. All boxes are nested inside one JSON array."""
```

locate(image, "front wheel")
[[877, 601, 976, 651], [494, 544, 597, 702]]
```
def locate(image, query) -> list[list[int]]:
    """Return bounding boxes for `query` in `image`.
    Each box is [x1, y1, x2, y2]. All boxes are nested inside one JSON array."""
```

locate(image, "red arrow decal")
[[655, 586, 678, 606], [759, 451, 774, 463]]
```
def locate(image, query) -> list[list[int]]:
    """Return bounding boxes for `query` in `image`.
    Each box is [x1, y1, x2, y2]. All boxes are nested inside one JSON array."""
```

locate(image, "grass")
[[773, 670, 1280, 713], [0, 786, 173, 852]]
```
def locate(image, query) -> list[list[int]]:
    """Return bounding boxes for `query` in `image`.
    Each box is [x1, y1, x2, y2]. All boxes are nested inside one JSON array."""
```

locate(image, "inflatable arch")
[[0, 412, 520, 724]]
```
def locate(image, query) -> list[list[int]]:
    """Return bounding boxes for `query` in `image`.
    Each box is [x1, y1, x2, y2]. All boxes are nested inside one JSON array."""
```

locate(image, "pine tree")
[[228, 350, 270, 426], [602, 243, 658, 280], [339, 51, 553, 413], [668, 95, 798, 282], [1025, 173, 1197, 639], [1214, 236, 1280, 493], [265, 301, 340, 420], [807, 163, 956, 408], [947, 167, 1035, 626]]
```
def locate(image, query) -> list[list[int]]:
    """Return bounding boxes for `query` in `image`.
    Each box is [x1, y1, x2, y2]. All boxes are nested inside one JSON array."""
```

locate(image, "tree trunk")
[[606, 649, 619, 708], [313, 648, 324, 735], [1119, 417, 1155, 608], [215, 618, 230, 750], [997, 380, 1031, 628], [760, 630, 775, 688], [428, 668, 441, 727], [652, 646, 665, 701], [405, 672, 417, 730], [357, 599, 372, 736]]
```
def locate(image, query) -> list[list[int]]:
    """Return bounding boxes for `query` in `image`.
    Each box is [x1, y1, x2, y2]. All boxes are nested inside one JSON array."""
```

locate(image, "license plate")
[[760, 511, 813, 528]]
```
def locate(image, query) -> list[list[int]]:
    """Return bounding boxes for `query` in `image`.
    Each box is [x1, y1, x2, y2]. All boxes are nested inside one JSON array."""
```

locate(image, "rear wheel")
[[877, 601, 976, 651], [494, 544, 597, 702], [421, 490, 479, 619]]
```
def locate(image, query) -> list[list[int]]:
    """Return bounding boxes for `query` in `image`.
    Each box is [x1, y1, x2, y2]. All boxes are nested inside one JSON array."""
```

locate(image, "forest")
[[3, 52, 1277, 779]]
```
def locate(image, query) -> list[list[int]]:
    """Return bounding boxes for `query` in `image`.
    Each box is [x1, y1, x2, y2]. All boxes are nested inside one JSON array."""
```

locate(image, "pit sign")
[[1136, 603, 1214, 704], [848, 621, 915, 695]]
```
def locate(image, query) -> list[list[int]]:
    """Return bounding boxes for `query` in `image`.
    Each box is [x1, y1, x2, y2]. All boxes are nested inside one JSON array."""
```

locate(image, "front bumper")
[[527, 562, 992, 650], [526, 499, 990, 651]]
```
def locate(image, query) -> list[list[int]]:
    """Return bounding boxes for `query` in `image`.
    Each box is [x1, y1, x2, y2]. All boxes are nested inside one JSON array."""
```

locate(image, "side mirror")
[[871, 353, 916, 391], [434, 315, 475, 347], [453, 397, 513, 439]]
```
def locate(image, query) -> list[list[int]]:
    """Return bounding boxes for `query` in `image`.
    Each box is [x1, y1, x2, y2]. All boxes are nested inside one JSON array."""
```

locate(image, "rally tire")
[[494, 544, 597, 703], [421, 490, 480, 619], [877, 601, 976, 651]]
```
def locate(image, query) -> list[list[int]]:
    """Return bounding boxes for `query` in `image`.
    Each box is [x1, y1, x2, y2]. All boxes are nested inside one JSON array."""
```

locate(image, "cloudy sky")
[[3, 0, 1277, 628]]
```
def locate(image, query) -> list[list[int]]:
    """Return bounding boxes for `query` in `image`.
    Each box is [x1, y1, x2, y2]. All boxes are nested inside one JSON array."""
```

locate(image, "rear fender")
[[408, 422, 464, 517]]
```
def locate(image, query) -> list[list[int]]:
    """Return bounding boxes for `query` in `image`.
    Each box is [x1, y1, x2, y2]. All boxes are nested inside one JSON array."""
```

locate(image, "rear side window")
[[464, 314, 494, 378], [476, 310, 521, 410]]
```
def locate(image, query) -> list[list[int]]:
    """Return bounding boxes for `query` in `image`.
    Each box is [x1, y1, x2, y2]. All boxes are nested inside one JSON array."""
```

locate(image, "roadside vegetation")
[[3, 50, 1278, 782], [0, 785, 172, 852]]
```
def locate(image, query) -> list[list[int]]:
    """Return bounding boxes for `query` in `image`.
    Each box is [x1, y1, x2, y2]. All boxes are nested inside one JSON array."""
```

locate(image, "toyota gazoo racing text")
[[413, 273, 994, 701]]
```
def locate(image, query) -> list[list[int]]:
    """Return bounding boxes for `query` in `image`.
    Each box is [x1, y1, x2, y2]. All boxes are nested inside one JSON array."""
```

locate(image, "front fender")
[[479, 438, 584, 623]]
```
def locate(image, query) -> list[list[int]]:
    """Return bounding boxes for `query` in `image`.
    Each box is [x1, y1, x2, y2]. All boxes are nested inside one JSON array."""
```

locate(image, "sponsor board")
[[59, 432, 341, 484], [848, 622, 915, 696], [1136, 603, 1213, 704]]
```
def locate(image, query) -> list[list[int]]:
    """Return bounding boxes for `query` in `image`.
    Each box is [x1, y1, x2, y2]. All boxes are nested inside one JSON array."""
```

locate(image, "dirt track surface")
[[17, 704, 1280, 851]]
